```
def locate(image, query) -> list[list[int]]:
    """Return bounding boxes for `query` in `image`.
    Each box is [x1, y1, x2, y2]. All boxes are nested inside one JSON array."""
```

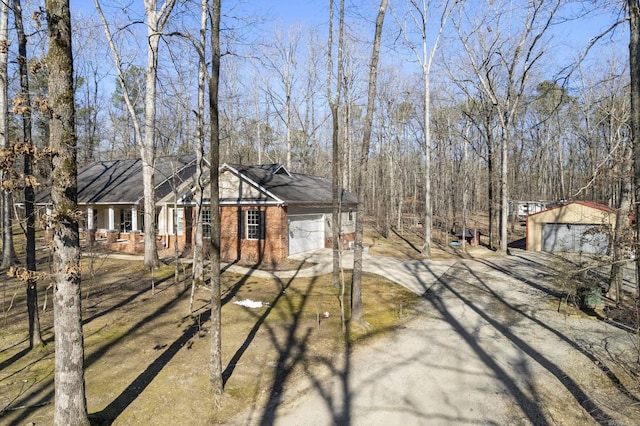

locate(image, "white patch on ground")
[[234, 299, 265, 308]]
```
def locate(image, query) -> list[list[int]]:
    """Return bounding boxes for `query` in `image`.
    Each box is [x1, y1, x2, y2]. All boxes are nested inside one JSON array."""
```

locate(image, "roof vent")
[[270, 164, 291, 176]]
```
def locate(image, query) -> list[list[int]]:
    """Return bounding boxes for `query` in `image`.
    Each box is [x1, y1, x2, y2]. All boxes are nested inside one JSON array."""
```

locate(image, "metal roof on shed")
[[527, 200, 614, 218]]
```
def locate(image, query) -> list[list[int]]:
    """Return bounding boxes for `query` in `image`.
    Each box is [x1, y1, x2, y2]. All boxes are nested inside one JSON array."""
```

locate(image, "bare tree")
[[191, 0, 208, 313], [327, 0, 344, 296], [630, 0, 640, 298], [452, 0, 561, 253], [328, 0, 345, 294], [393, 0, 456, 257], [15, 0, 43, 348], [95, 0, 177, 270], [352, 0, 388, 325], [209, 0, 223, 394], [141, 0, 177, 269], [46, 0, 89, 423], [263, 27, 302, 170], [0, 0, 15, 270], [609, 144, 632, 302]]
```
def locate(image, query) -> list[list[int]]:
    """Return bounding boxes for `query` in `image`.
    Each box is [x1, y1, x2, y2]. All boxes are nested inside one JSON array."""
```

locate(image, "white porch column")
[[45, 207, 52, 229], [108, 206, 115, 230], [87, 206, 94, 230], [131, 205, 138, 231]]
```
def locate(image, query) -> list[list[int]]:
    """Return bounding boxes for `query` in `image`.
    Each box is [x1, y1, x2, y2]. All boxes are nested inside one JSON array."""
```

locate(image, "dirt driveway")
[[242, 250, 640, 425]]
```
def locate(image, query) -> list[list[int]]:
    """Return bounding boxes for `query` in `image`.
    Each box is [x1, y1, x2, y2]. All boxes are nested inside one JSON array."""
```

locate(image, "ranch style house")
[[35, 156, 357, 264]]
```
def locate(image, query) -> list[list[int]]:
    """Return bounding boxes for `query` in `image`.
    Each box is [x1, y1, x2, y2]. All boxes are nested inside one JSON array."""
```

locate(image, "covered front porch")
[[76, 204, 149, 253]]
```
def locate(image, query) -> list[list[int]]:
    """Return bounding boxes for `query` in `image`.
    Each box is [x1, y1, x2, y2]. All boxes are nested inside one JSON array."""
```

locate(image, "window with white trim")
[[202, 209, 211, 238], [246, 209, 265, 240], [120, 209, 132, 232], [176, 208, 184, 235]]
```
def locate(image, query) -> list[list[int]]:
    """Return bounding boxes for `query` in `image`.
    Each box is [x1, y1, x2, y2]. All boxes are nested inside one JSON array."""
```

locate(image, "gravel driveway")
[[245, 250, 640, 425]]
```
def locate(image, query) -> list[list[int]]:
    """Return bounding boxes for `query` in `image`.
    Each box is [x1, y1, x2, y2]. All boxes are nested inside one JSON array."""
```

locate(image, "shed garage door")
[[288, 215, 325, 255], [541, 223, 610, 254]]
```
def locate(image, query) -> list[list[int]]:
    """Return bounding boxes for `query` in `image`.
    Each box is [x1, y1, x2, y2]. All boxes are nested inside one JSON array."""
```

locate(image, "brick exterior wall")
[[154, 205, 290, 264], [74, 204, 341, 264], [219, 205, 288, 264]]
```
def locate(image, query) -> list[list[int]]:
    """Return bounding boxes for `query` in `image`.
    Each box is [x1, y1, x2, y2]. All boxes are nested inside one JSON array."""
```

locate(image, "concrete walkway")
[[96, 249, 638, 300]]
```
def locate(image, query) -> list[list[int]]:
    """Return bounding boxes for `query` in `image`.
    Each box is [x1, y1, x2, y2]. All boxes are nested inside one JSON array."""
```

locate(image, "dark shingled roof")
[[36, 155, 197, 205], [231, 164, 358, 206]]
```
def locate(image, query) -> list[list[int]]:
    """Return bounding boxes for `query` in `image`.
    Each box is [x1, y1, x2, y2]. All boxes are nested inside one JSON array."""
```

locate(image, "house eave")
[[220, 163, 286, 205], [286, 201, 357, 208], [170, 199, 284, 207]]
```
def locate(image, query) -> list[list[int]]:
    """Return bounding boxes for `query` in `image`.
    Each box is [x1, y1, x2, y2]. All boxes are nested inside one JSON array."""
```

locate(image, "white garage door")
[[542, 223, 610, 254], [288, 215, 325, 255]]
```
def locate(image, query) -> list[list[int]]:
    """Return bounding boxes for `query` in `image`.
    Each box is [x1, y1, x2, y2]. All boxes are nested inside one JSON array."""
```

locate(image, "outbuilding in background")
[[526, 201, 616, 255]]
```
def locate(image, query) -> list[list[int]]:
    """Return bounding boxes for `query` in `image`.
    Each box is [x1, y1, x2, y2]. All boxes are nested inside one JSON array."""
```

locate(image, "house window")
[[348, 210, 354, 221], [246, 209, 265, 240], [175, 208, 184, 236], [202, 209, 211, 239], [120, 209, 132, 232]]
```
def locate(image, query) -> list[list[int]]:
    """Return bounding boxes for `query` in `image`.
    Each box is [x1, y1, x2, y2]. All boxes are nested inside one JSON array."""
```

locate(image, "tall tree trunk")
[[484, 108, 496, 250], [285, 66, 292, 169], [488, 147, 495, 249], [142, 0, 178, 270], [331, 100, 342, 288], [0, 182, 13, 269], [423, 70, 432, 257], [328, 0, 345, 290], [95, 0, 176, 271], [46, 0, 89, 423], [191, 0, 208, 310], [15, 0, 43, 348], [209, 0, 223, 394], [352, 0, 388, 325], [629, 0, 640, 298], [499, 118, 509, 254], [609, 145, 632, 303], [0, 0, 15, 270]]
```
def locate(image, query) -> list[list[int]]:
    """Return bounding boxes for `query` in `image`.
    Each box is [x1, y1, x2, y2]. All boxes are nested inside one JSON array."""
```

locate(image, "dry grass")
[[0, 239, 417, 424], [363, 222, 497, 260]]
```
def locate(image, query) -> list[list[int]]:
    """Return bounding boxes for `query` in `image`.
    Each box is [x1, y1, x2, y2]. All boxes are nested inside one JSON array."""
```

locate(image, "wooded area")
[[0, 0, 639, 423], [0, 1, 634, 253]]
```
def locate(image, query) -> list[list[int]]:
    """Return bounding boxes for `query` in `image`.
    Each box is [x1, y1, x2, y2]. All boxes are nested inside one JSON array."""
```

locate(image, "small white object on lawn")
[[234, 299, 264, 309]]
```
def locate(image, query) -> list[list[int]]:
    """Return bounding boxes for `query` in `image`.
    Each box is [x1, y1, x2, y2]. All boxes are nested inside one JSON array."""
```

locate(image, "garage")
[[288, 214, 326, 255], [541, 223, 610, 254], [526, 201, 616, 254]]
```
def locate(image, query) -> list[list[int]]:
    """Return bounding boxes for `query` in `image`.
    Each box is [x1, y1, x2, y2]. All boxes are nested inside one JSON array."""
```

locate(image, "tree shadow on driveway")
[[417, 254, 632, 425]]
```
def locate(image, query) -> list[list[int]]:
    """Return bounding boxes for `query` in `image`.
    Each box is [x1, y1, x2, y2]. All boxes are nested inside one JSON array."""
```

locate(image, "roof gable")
[[150, 163, 357, 207], [232, 164, 357, 206], [175, 163, 358, 206], [218, 165, 282, 204], [528, 200, 614, 218]]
